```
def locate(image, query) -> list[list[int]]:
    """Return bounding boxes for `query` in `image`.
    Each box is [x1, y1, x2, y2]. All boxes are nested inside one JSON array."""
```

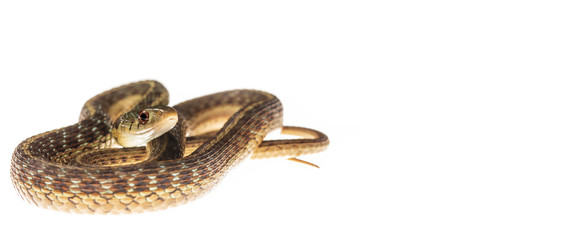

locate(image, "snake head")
[[113, 105, 178, 147]]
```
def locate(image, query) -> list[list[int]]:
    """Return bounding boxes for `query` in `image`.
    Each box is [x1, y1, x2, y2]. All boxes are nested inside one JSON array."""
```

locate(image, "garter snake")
[[10, 81, 329, 214]]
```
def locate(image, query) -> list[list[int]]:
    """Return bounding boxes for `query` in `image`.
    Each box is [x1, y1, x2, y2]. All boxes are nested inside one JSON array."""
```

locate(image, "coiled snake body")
[[11, 81, 328, 214]]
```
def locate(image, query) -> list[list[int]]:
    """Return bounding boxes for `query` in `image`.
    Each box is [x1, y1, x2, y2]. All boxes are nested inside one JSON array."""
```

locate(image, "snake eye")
[[138, 110, 149, 124]]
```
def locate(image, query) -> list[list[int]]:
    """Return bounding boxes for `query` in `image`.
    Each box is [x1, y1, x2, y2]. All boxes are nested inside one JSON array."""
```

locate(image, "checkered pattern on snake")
[[10, 81, 328, 214]]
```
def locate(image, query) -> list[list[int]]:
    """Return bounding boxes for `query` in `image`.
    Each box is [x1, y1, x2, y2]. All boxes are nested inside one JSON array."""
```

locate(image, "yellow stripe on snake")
[[10, 81, 329, 214]]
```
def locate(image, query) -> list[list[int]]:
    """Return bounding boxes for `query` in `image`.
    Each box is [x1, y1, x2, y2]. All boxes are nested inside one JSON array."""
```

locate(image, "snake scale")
[[10, 81, 329, 214]]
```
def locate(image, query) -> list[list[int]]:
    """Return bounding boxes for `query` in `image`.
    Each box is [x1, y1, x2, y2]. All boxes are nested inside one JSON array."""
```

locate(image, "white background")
[[0, 1, 584, 239]]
